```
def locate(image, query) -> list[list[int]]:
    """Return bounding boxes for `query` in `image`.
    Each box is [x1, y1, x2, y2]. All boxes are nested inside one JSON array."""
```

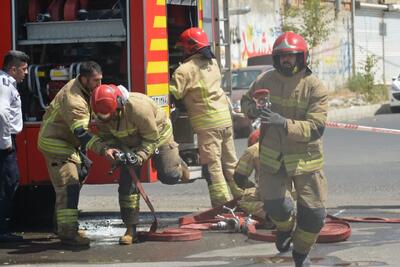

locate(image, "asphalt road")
[[1, 112, 400, 266], [79, 112, 400, 212]]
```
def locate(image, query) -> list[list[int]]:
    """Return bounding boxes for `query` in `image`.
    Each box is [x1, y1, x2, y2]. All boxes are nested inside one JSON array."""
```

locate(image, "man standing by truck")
[[0, 50, 29, 242], [38, 61, 102, 246], [241, 32, 328, 266], [169, 27, 242, 207], [87, 84, 190, 245]]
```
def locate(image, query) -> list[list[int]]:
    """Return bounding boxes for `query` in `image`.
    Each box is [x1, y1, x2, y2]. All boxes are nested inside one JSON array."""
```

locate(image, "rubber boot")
[[58, 225, 90, 247], [180, 160, 191, 183], [275, 230, 292, 253], [228, 181, 244, 199], [292, 250, 310, 267], [119, 224, 137, 245]]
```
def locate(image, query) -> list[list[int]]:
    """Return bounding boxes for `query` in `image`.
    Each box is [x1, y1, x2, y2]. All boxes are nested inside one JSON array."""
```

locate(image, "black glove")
[[260, 107, 287, 128]]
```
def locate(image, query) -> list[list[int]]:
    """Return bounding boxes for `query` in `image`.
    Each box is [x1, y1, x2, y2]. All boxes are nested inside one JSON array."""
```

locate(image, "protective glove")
[[260, 107, 287, 128]]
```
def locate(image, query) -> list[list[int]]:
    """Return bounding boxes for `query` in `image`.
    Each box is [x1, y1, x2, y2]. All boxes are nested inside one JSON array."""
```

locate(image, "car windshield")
[[232, 70, 262, 89]]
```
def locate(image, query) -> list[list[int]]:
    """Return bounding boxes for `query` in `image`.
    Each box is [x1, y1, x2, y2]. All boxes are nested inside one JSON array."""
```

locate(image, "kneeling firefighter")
[[235, 130, 265, 220], [87, 84, 190, 245]]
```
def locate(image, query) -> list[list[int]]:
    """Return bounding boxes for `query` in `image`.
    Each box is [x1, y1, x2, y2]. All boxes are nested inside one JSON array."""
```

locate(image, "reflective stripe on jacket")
[[169, 54, 232, 131], [241, 68, 328, 176], [87, 92, 172, 162], [38, 78, 91, 162]]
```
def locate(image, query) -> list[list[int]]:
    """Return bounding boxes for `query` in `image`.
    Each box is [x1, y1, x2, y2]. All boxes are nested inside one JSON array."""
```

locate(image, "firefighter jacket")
[[241, 68, 328, 176], [235, 143, 260, 187], [38, 77, 91, 163], [87, 92, 172, 163], [169, 53, 232, 132]]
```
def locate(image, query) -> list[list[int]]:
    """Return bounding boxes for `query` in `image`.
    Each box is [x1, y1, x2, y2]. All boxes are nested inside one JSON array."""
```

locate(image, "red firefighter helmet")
[[272, 32, 309, 73], [176, 27, 210, 55], [91, 84, 122, 117], [247, 129, 260, 147]]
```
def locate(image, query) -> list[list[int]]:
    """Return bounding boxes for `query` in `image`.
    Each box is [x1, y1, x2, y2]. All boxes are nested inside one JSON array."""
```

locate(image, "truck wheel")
[[11, 185, 55, 230]]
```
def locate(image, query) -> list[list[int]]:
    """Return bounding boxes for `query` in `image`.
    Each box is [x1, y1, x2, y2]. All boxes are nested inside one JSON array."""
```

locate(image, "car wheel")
[[390, 106, 400, 113]]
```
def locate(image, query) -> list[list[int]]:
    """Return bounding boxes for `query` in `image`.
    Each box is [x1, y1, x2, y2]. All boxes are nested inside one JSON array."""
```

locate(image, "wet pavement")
[[1, 208, 400, 266]]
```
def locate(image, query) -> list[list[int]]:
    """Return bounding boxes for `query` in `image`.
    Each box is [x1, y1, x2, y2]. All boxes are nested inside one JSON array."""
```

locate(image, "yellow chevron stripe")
[[147, 61, 168, 74], [156, 0, 165, 6], [198, 0, 203, 29], [153, 16, 166, 28], [150, 38, 168, 51], [147, 83, 168, 96]]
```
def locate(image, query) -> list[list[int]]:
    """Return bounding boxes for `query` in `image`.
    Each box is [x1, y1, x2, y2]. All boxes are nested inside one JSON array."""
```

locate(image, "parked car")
[[222, 65, 273, 137], [389, 74, 400, 113]]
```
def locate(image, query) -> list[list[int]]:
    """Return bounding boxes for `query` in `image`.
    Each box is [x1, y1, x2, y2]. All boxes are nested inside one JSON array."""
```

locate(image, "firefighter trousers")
[[260, 166, 327, 254], [43, 154, 82, 235], [238, 187, 265, 219], [153, 135, 188, 185], [0, 136, 19, 234], [118, 166, 140, 226], [197, 126, 239, 207]]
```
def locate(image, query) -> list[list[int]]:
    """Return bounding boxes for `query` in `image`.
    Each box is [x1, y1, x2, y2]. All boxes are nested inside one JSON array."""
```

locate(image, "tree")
[[282, 0, 333, 65]]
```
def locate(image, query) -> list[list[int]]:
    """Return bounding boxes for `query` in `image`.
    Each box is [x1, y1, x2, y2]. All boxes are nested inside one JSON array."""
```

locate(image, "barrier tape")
[[326, 121, 400, 135]]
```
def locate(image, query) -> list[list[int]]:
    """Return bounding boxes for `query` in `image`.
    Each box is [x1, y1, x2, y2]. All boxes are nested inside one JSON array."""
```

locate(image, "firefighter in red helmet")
[[169, 27, 242, 207], [87, 84, 190, 245], [241, 32, 328, 267]]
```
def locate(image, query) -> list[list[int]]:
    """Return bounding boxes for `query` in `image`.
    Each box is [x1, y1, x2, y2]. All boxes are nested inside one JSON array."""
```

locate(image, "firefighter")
[[0, 50, 29, 242], [87, 84, 190, 245], [235, 129, 265, 220], [241, 32, 328, 267], [169, 27, 242, 207], [37, 61, 103, 246]]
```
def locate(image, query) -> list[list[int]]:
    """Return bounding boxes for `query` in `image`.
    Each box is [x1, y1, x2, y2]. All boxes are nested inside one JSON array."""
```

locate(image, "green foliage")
[[282, 0, 333, 50], [347, 55, 388, 103]]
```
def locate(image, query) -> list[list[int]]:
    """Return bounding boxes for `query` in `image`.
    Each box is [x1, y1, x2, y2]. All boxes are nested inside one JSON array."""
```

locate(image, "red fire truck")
[[0, 0, 208, 225]]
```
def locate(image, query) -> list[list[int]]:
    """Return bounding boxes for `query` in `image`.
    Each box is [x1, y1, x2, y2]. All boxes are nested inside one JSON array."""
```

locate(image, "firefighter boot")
[[275, 230, 293, 253], [58, 225, 90, 246], [292, 250, 310, 267], [119, 224, 137, 245], [180, 159, 191, 183]]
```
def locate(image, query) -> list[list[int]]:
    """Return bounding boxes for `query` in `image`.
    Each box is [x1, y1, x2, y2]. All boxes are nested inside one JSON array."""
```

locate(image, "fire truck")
[[0, 0, 221, 225]]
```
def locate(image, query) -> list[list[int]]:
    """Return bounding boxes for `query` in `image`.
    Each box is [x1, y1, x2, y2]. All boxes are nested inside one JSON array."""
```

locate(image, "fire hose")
[[110, 151, 202, 242], [178, 199, 352, 243]]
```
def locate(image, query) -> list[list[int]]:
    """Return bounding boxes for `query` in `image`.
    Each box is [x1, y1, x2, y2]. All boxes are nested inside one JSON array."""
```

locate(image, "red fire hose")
[[126, 166, 202, 242]]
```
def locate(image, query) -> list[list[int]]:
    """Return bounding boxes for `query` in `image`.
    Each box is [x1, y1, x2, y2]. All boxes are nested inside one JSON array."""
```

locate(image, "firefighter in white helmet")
[[169, 27, 242, 207], [38, 61, 102, 246], [87, 84, 190, 245]]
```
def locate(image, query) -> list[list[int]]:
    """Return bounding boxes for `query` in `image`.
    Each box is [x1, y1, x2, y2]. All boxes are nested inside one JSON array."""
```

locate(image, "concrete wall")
[[227, 1, 352, 91], [229, 0, 281, 68], [312, 10, 353, 91]]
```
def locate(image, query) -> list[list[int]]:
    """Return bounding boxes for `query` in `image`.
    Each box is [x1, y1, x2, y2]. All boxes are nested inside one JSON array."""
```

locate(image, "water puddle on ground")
[[79, 217, 149, 246]]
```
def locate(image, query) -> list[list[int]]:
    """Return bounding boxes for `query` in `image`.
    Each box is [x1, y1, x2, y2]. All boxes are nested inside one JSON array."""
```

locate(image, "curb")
[[327, 104, 384, 122]]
